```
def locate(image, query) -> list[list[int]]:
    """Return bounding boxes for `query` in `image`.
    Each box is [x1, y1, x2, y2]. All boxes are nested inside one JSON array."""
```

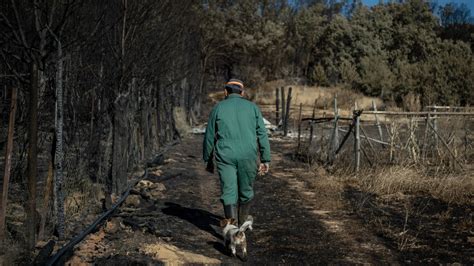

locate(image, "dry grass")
[[350, 166, 473, 205], [251, 80, 383, 111], [173, 107, 191, 137], [336, 164, 472, 257], [0, 241, 25, 265], [141, 242, 221, 265], [208, 80, 383, 120]]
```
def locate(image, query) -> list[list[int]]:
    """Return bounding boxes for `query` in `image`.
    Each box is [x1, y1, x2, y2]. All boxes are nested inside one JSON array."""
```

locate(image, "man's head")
[[224, 79, 244, 97]]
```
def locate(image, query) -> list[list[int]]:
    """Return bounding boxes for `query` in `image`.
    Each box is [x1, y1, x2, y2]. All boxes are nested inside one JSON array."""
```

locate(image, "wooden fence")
[[273, 88, 474, 172]]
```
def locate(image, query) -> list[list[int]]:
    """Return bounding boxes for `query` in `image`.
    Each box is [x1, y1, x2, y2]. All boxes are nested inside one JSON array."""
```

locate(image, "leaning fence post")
[[372, 100, 384, 146], [354, 110, 361, 172], [275, 88, 280, 126], [284, 87, 292, 137]]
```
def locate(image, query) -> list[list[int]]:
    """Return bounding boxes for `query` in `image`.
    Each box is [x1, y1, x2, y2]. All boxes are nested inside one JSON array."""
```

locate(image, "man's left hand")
[[258, 163, 269, 176]]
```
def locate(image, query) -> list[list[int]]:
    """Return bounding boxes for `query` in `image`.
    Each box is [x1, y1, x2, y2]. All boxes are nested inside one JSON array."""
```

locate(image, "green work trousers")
[[217, 158, 257, 206]]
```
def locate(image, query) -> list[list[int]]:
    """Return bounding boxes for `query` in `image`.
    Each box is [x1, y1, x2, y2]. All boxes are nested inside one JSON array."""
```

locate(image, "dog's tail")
[[239, 216, 254, 232]]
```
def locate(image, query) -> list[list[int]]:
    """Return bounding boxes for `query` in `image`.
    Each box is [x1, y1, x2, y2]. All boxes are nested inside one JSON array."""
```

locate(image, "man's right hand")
[[258, 163, 269, 176]]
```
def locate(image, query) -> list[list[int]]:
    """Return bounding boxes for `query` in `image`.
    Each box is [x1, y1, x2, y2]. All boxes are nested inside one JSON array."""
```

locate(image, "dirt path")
[[68, 135, 399, 265]]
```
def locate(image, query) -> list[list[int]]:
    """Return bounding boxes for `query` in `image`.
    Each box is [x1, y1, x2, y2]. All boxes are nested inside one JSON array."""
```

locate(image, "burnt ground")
[[64, 134, 472, 265]]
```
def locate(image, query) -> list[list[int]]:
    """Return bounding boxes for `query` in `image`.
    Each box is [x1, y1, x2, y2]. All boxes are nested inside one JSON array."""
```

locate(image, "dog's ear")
[[220, 219, 228, 228]]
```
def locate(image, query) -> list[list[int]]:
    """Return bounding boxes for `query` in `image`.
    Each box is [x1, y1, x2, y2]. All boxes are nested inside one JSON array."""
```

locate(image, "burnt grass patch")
[[344, 186, 473, 264], [246, 170, 349, 264], [157, 161, 351, 264]]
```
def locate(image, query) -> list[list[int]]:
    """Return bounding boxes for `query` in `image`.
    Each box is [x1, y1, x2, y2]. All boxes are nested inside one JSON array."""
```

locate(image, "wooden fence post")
[[297, 103, 303, 153], [433, 108, 439, 155], [284, 87, 292, 136], [280, 87, 286, 130], [464, 121, 469, 161], [309, 99, 317, 146], [354, 111, 361, 172], [422, 113, 430, 162], [408, 116, 418, 162], [334, 95, 339, 150], [328, 95, 338, 163], [320, 103, 327, 161], [389, 121, 396, 163], [275, 88, 280, 126]]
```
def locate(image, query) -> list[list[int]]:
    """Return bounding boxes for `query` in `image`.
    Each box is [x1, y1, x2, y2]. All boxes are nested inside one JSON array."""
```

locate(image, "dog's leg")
[[230, 243, 237, 257], [224, 238, 230, 249], [241, 240, 248, 261]]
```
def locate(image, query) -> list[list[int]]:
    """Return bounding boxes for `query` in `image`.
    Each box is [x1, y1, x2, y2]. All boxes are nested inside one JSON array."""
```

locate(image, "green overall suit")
[[203, 94, 271, 206]]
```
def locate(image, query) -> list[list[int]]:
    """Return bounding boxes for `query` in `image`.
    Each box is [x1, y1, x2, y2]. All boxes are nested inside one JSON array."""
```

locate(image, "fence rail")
[[270, 90, 474, 172]]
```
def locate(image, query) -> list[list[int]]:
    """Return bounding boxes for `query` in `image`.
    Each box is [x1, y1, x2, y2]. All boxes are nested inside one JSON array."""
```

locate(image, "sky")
[[362, 0, 474, 13]]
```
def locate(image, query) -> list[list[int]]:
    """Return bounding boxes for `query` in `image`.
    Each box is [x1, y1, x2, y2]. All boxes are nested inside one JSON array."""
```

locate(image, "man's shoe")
[[238, 200, 252, 227], [223, 204, 238, 223]]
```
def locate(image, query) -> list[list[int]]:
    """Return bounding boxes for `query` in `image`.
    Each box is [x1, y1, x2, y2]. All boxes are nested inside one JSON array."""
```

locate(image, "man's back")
[[203, 94, 270, 164]]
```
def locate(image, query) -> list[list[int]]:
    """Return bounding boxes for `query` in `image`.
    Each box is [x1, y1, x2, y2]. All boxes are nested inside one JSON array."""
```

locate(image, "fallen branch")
[[338, 128, 401, 149], [427, 121, 464, 169]]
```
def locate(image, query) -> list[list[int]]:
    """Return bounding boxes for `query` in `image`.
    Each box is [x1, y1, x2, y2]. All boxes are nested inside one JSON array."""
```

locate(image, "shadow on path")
[[161, 202, 223, 241]]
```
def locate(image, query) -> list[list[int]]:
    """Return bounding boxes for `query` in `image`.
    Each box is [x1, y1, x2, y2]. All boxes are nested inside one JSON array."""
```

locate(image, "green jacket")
[[203, 94, 271, 164]]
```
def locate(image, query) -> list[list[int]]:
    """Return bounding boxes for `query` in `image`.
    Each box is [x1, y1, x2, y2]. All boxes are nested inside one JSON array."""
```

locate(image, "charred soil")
[[61, 135, 471, 265]]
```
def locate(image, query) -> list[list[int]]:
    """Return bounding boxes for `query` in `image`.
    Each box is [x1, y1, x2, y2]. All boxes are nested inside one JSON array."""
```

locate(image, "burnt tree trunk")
[[0, 87, 18, 241], [112, 94, 129, 194], [27, 62, 39, 249], [38, 136, 55, 240], [54, 43, 65, 239], [105, 108, 115, 210], [156, 85, 164, 147]]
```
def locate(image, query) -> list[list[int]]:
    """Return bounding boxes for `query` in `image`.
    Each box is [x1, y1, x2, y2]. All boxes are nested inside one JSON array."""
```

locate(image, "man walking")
[[203, 79, 271, 226]]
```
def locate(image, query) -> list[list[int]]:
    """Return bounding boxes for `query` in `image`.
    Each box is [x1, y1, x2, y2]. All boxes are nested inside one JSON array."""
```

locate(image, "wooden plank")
[[303, 117, 353, 122], [362, 111, 474, 116]]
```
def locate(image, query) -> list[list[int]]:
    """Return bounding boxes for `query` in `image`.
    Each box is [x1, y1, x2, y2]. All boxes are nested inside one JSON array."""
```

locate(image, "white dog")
[[220, 216, 254, 260]]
